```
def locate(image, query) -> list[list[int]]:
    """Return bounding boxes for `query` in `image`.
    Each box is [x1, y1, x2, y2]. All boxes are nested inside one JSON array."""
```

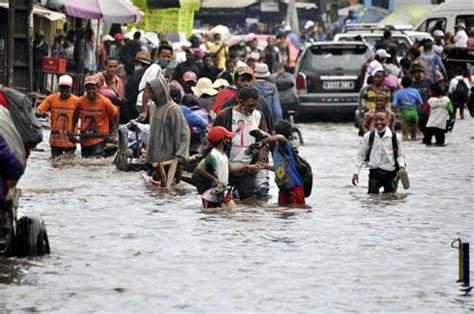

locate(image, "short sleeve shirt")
[[229, 109, 262, 164], [74, 94, 118, 147], [38, 93, 79, 148]]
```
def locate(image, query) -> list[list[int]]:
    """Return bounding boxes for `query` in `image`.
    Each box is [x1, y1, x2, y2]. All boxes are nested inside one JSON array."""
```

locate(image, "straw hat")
[[192, 78, 218, 97], [212, 79, 229, 89], [134, 51, 152, 65]]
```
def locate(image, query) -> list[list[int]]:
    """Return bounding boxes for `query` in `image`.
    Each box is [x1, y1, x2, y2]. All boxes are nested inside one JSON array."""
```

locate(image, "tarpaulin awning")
[[0, 2, 66, 22], [379, 5, 436, 27], [339, 5, 389, 24], [63, 0, 142, 23], [201, 0, 256, 9]]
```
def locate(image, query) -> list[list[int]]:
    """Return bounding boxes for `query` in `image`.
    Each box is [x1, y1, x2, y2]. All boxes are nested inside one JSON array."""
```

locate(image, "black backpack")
[[452, 79, 469, 104], [292, 147, 313, 197]]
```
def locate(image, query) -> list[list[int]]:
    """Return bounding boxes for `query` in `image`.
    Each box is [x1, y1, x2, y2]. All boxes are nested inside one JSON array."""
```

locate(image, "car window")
[[456, 15, 474, 33], [362, 36, 410, 56], [417, 18, 447, 33], [301, 45, 371, 72]]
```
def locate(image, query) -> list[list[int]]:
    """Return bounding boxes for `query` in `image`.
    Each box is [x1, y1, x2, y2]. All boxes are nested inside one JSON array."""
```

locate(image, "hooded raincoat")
[[145, 78, 190, 165]]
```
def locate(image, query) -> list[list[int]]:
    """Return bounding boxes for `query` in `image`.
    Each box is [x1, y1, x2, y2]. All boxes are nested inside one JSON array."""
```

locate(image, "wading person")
[[423, 83, 454, 146], [72, 76, 118, 158], [352, 110, 407, 194], [37, 75, 79, 158], [195, 126, 237, 209], [143, 77, 190, 183], [260, 120, 308, 208], [362, 93, 396, 134], [214, 87, 267, 199], [392, 76, 423, 141]]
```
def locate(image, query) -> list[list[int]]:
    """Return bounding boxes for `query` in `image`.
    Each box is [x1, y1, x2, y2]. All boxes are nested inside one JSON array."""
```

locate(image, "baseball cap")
[[183, 71, 197, 83], [58, 75, 73, 87], [236, 65, 253, 77], [84, 76, 98, 86], [375, 49, 391, 58], [208, 126, 235, 143]]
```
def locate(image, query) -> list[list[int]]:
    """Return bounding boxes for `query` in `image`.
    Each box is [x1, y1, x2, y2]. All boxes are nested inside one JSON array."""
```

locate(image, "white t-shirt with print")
[[427, 96, 451, 129], [229, 109, 262, 164]]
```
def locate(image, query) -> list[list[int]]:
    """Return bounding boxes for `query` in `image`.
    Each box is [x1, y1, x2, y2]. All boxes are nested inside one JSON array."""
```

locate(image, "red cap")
[[84, 75, 98, 86], [208, 126, 235, 143], [114, 33, 124, 40], [183, 71, 197, 82]]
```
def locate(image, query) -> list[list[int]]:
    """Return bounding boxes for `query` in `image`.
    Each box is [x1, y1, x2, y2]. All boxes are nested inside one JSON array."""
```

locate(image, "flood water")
[[1, 119, 473, 312]]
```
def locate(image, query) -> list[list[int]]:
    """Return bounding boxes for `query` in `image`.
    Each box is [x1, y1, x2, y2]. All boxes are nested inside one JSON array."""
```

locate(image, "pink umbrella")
[[64, 0, 141, 24]]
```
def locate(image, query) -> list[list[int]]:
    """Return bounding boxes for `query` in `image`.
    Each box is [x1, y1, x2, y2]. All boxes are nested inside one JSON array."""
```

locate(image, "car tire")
[[15, 216, 50, 257]]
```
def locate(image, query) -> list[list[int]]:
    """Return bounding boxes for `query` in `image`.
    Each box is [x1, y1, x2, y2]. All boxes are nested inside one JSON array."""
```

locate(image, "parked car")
[[295, 41, 373, 121], [416, 0, 474, 36]]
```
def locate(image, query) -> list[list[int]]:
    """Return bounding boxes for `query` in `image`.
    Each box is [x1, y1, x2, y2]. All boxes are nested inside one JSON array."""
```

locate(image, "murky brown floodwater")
[[1, 118, 473, 312]]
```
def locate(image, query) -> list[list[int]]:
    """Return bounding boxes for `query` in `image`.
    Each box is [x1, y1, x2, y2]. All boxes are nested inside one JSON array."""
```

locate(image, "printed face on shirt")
[[57, 113, 69, 133], [374, 111, 388, 131], [84, 115, 97, 133], [237, 120, 245, 132], [105, 58, 119, 77]]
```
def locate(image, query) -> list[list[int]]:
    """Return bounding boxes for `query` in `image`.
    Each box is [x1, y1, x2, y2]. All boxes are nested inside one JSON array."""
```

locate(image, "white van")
[[416, 0, 474, 35]]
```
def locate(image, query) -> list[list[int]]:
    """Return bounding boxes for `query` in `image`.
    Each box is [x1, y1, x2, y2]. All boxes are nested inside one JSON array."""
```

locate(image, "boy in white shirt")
[[352, 110, 407, 194], [424, 83, 454, 145], [195, 126, 262, 208]]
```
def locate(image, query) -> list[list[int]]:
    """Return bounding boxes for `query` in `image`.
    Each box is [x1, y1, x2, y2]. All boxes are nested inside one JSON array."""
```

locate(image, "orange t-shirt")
[[75, 94, 118, 147], [37, 93, 79, 148]]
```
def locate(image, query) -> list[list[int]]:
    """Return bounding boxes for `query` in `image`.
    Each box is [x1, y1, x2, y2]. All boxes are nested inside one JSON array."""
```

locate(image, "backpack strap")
[[365, 130, 398, 167], [365, 130, 376, 162], [392, 131, 399, 169]]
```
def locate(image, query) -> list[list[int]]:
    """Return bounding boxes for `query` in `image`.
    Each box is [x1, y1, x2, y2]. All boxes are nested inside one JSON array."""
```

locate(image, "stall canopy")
[[0, 2, 66, 22], [379, 5, 436, 27], [48, 0, 142, 23]]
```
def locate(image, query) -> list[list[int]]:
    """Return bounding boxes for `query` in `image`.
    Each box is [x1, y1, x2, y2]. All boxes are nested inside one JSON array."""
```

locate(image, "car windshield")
[[301, 45, 370, 72]]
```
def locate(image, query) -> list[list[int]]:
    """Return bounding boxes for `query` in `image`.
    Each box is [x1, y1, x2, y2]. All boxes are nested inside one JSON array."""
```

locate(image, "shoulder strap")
[[392, 131, 398, 167], [365, 130, 376, 162]]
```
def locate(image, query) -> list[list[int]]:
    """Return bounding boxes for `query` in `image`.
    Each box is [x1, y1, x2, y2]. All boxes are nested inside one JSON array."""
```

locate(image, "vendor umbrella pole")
[[96, 19, 101, 69]]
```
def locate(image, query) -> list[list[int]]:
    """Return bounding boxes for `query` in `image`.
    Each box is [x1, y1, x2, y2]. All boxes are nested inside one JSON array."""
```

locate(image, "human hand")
[[138, 112, 147, 121], [352, 173, 359, 186]]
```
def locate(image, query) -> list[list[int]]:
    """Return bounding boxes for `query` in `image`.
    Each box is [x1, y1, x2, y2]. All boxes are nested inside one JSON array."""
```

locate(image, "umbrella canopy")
[[63, 0, 141, 24]]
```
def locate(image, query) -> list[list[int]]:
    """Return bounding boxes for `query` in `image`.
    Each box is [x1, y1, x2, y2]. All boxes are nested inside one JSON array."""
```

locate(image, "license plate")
[[323, 81, 354, 90]]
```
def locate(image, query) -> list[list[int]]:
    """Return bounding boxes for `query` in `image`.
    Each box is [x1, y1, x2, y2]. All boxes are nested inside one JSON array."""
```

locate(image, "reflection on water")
[[0, 120, 473, 312]]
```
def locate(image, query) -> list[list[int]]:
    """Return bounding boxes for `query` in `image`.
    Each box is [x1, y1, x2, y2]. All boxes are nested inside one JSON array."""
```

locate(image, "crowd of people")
[[353, 23, 473, 194], [9, 20, 474, 213], [30, 26, 312, 210]]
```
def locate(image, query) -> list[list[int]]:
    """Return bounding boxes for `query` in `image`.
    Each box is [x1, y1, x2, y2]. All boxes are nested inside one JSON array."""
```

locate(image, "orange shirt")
[[37, 93, 79, 148], [75, 94, 118, 147]]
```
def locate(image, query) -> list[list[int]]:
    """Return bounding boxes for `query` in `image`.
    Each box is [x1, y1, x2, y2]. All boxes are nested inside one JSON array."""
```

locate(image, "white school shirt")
[[353, 128, 406, 174], [448, 75, 471, 95]]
